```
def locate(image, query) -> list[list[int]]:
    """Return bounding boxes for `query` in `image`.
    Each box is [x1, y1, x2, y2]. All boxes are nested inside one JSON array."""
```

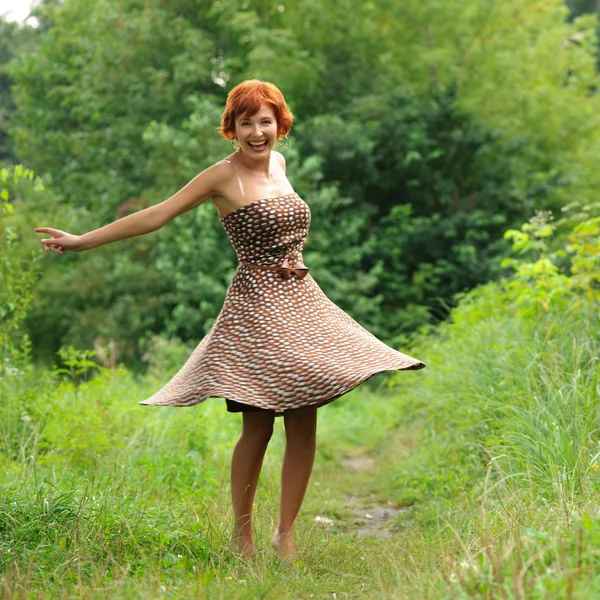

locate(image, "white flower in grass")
[[459, 560, 479, 572], [315, 515, 334, 525]]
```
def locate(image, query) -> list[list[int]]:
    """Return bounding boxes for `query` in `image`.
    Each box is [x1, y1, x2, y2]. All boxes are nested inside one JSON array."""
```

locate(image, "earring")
[[278, 135, 290, 150], [231, 139, 240, 152]]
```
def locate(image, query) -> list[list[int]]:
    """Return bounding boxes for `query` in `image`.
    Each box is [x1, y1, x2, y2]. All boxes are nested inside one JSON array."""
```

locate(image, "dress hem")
[[138, 359, 426, 410]]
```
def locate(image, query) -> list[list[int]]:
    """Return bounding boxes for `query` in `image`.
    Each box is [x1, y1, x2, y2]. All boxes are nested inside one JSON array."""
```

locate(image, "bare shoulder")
[[273, 150, 287, 173], [203, 159, 236, 190]]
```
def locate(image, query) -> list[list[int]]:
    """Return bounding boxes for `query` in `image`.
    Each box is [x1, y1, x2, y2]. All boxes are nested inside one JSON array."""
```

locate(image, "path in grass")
[[295, 423, 417, 543], [319, 454, 406, 539]]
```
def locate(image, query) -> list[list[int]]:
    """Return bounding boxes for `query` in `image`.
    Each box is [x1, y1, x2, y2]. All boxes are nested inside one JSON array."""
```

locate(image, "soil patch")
[[341, 457, 376, 471], [343, 494, 406, 538]]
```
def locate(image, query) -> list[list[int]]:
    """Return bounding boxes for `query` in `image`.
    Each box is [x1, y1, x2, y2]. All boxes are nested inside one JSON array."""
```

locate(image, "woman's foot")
[[272, 529, 297, 563], [229, 533, 257, 558]]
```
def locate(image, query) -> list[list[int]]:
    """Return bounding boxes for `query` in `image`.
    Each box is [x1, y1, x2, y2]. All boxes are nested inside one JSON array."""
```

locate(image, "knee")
[[286, 425, 316, 445]]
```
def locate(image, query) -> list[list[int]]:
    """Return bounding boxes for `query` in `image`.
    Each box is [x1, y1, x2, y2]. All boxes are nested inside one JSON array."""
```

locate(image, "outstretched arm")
[[35, 162, 229, 254]]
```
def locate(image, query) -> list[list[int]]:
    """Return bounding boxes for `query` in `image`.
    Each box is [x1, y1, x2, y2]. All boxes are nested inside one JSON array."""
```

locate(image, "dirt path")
[[310, 450, 408, 539]]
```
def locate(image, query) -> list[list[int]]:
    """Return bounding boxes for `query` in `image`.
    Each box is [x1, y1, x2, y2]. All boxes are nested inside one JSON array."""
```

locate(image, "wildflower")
[[315, 515, 334, 525]]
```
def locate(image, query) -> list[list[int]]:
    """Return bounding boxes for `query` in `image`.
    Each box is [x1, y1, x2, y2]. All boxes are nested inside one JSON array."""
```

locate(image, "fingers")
[[41, 239, 64, 255], [35, 228, 65, 255]]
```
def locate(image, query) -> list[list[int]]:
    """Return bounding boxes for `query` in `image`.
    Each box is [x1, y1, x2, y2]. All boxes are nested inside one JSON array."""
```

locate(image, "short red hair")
[[219, 80, 294, 141]]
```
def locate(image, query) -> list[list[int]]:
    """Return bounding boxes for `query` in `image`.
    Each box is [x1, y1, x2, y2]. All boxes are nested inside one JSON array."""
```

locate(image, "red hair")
[[219, 80, 294, 140]]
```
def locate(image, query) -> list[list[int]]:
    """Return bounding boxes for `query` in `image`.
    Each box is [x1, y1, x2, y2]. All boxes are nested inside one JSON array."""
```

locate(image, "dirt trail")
[[343, 493, 405, 537], [315, 453, 408, 538]]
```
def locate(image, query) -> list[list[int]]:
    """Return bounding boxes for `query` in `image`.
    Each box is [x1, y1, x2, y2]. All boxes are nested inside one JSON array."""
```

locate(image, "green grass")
[[2, 286, 600, 598]]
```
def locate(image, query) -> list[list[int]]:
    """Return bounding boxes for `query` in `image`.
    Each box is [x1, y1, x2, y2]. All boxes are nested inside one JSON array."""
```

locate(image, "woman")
[[35, 79, 425, 562]]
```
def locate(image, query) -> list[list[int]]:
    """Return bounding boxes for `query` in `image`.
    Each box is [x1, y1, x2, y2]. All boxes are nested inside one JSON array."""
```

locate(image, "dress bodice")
[[219, 193, 311, 267]]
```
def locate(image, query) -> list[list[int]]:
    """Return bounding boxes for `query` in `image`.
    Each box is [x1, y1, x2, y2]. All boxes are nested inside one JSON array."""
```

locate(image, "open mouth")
[[247, 140, 268, 151]]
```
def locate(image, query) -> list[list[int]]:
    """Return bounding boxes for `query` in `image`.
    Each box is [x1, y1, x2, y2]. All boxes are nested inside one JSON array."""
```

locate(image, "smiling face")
[[234, 104, 278, 158]]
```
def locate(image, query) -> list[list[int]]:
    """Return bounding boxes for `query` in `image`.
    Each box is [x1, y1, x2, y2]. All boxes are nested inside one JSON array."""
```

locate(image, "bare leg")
[[230, 410, 275, 556], [273, 404, 318, 562]]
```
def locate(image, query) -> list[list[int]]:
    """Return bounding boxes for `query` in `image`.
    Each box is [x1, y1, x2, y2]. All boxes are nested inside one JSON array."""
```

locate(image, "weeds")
[[2, 184, 600, 596]]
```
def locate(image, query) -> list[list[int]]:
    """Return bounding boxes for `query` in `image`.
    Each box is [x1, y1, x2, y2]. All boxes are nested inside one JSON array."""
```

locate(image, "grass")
[[1, 286, 600, 598]]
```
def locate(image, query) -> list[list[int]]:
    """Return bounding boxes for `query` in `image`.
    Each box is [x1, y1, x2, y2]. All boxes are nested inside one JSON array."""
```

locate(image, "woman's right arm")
[[36, 162, 230, 253]]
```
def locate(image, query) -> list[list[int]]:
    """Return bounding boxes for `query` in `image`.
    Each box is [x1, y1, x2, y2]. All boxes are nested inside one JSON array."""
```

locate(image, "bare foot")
[[229, 534, 257, 558], [272, 529, 297, 563]]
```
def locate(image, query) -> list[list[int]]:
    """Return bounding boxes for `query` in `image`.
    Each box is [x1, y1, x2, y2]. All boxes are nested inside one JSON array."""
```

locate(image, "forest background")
[[0, 0, 597, 364], [1, 0, 600, 598]]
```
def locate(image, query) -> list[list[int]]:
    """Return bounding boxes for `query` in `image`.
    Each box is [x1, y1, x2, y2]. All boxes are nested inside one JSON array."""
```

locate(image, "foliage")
[[299, 88, 538, 342], [0, 217, 599, 596], [501, 210, 600, 315], [0, 18, 37, 164], [0, 157, 599, 597], [1, 2, 600, 588], [0, 165, 43, 354], [3, 0, 598, 362], [384, 211, 600, 515], [139, 333, 193, 380], [382, 0, 600, 211]]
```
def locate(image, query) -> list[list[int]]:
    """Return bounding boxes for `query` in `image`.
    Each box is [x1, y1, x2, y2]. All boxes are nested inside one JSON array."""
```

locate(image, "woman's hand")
[[34, 228, 85, 254]]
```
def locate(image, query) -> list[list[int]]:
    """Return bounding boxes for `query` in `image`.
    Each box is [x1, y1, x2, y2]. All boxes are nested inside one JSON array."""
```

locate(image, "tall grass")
[[2, 289, 599, 598], [1, 343, 426, 598], [376, 283, 600, 598], [2, 193, 600, 596]]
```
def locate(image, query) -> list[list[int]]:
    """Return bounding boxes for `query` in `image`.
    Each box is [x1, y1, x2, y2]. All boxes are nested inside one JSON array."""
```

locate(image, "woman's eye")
[[239, 120, 271, 126]]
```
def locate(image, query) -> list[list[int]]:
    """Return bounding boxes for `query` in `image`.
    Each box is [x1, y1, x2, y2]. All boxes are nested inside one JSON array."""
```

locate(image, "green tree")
[[6, 0, 600, 362], [0, 165, 44, 359], [0, 18, 37, 163]]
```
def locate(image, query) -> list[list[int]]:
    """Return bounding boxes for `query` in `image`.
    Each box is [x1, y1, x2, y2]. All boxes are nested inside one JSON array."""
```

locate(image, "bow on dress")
[[242, 257, 310, 279], [278, 258, 309, 280]]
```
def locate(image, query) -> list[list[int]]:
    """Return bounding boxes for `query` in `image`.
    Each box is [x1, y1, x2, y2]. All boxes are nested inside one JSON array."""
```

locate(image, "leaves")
[[4, 0, 600, 360], [0, 166, 44, 350]]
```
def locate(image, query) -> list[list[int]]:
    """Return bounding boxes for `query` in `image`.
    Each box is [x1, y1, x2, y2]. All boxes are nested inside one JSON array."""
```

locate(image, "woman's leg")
[[230, 410, 275, 556], [273, 404, 318, 561]]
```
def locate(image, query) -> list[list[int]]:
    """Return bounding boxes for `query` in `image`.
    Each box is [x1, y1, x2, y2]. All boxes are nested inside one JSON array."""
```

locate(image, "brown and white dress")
[[139, 193, 425, 412]]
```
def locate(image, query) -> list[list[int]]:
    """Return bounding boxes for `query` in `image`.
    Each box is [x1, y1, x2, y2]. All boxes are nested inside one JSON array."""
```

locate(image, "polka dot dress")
[[139, 193, 425, 411]]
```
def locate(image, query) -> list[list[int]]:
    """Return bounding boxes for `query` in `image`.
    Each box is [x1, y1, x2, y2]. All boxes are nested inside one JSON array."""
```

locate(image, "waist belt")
[[242, 258, 309, 280]]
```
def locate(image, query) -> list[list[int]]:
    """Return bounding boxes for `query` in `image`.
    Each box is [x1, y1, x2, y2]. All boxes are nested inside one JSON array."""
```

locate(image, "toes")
[[272, 531, 297, 563], [229, 537, 257, 558]]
